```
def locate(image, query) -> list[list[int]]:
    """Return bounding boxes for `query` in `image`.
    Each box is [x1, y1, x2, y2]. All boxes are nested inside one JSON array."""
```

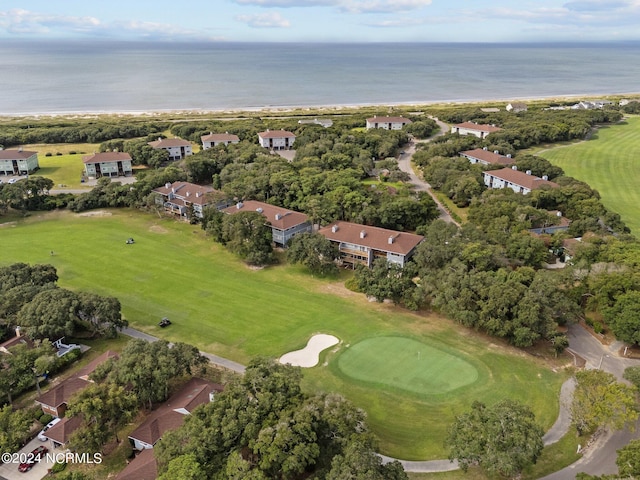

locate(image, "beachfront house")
[[128, 378, 223, 451], [83, 152, 133, 179], [201, 132, 240, 150], [459, 148, 514, 166], [257, 130, 296, 150], [0, 149, 39, 176], [506, 102, 528, 113], [365, 116, 412, 130], [483, 166, 559, 195], [148, 137, 193, 160], [152, 181, 227, 221], [451, 122, 501, 139], [318, 221, 424, 268], [222, 200, 311, 247]]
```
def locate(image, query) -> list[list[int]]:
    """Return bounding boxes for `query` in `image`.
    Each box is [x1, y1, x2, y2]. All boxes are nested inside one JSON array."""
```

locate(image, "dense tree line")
[[154, 357, 407, 480], [0, 263, 127, 342], [0, 120, 167, 148]]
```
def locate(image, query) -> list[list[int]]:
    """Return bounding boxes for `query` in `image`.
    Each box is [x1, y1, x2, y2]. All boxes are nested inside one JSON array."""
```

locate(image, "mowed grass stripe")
[[337, 337, 478, 396], [540, 116, 640, 234], [0, 209, 566, 460]]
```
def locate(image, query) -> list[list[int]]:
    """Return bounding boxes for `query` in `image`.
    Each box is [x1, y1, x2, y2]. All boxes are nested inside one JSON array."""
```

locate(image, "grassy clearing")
[[22, 143, 98, 188], [539, 116, 640, 234], [0, 209, 567, 459]]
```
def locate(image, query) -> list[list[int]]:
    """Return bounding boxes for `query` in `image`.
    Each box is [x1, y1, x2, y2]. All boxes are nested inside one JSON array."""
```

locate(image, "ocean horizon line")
[[3, 92, 638, 119]]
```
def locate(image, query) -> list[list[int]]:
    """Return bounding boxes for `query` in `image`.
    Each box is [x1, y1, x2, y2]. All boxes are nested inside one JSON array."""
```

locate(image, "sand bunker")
[[279, 334, 340, 368]]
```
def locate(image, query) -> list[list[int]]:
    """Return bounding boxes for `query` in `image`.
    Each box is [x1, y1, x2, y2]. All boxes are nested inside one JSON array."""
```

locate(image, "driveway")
[[0, 438, 55, 480]]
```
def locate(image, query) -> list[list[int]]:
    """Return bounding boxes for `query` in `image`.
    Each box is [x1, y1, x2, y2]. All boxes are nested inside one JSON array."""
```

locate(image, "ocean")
[[2, 40, 640, 115]]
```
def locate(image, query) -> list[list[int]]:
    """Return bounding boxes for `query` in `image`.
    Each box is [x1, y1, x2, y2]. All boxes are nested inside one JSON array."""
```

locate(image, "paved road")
[[397, 119, 460, 226], [540, 324, 640, 480], [121, 327, 246, 373]]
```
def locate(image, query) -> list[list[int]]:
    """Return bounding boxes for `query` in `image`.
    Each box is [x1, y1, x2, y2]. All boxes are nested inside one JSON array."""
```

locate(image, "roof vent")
[[542, 175, 549, 181], [196, 192, 201, 198], [236, 202, 243, 209], [388, 236, 394, 244], [275, 213, 282, 220], [556, 211, 562, 217], [511, 166, 518, 170], [506, 154, 512, 158], [18, 147, 23, 152], [526, 170, 532, 175], [360, 230, 367, 239], [483, 147, 488, 151], [494, 150, 499, 154], [256, 207, 263, 213], [331, 225, 338, 233], [186, 191, 191, 197], [165, 182, 171, 189], [171, 188, 176, 194]]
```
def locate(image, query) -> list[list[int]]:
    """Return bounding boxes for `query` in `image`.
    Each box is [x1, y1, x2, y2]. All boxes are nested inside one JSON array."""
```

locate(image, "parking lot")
[[0, 438, 55, 480]]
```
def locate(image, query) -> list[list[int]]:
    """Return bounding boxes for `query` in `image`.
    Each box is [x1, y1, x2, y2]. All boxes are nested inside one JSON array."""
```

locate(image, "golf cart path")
[[119, 325, 601, 474]]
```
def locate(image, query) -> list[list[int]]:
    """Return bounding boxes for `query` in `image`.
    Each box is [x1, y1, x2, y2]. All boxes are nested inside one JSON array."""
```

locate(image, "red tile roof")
[[116, 448, 157, 480], [257, 130, 296, 139], [82, 152, 132, 164], [201, 132, 240, 142], [318, 221, 423, 256], [36, 351, 119, 408], [76, 351, 119, 381], [0, 150, 37, 159], [152, 182, 219, 207], [148, 138, 191, 148], [460, 148, 514, 166], [44, 415, 83, 445], [485, 167, 559, 190], [128, 378, 221, 447], [366, 116, 412, 124], [453, 122, 502, 133], [223, 200, 309, 231], [0, 335, 34, 352], [36, 377, 89, 410]]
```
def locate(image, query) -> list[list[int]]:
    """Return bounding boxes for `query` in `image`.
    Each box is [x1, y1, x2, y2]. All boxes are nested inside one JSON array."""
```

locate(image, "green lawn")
[[21, 143, 98, 189], [539, 116, 640, 234], [0, 209, 567, 460]]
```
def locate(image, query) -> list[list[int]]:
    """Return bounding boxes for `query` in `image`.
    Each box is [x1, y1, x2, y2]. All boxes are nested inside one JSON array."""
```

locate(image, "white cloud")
[[232, 0, 432, 13], [236, 12, 291, 28], [234, 0, 337, 6], [0, 8, 220, 40], [339, 0, 432, 13]]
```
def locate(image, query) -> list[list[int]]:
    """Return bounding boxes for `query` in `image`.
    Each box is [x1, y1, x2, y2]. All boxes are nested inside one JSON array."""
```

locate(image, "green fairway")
[[337, 336, 478, 396], [0, 209, 566, 459], [539, 116, 640, 234]]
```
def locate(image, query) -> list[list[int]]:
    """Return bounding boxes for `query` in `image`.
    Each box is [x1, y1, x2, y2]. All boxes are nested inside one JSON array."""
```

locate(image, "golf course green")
[[0, 209, 566, 459], [337, 336, 479, 396]]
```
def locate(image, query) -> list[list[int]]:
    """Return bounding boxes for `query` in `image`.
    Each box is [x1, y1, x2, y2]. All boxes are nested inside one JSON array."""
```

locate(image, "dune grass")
[[539, 116, 640, 234], [0, 209, 567, 459]]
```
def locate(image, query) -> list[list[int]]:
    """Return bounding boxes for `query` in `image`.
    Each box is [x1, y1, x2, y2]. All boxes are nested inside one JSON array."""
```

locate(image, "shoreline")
[[2, 91, 638, 119]]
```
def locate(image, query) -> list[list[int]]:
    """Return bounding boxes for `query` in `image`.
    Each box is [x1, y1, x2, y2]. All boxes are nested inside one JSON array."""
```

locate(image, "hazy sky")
[[1, 0, 638, 43]]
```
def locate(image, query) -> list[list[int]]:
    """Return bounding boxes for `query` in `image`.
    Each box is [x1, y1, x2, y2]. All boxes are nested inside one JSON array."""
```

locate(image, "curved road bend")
[[397, 118, 460, 226]]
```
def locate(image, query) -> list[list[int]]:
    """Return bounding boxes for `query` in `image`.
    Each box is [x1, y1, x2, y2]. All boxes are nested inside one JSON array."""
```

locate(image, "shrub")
[[69, 151, 76, 155], [593, 322, 605, 334], [39, 413, 53, 425], [56, 152, 63, 156], [45, 152, 52, 157]]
